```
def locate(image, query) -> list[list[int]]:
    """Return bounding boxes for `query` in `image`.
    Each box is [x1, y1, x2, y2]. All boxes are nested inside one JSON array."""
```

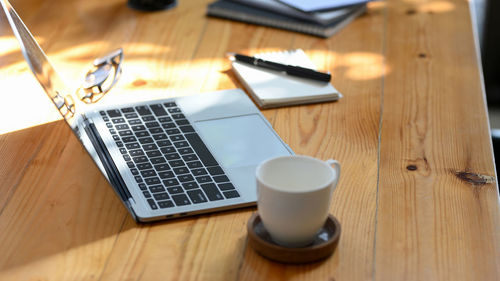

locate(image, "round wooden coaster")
[[247, 213, 341, 264]]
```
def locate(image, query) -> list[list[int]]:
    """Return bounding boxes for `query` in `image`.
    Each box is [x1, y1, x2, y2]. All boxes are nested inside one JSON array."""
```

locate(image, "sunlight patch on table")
[[0, 235, 117, 280], [0, 73, 61, 135]]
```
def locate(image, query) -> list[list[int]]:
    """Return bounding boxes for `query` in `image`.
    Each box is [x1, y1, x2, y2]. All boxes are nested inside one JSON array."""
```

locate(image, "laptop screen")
[[1, 0, 72, 115]]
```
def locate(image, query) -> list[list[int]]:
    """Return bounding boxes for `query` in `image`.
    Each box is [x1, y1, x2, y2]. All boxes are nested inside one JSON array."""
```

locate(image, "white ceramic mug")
[[256, 155, 341, 248]]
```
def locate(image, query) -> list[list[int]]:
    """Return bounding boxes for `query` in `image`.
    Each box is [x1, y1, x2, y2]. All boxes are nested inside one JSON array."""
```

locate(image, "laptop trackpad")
[[194, 114, 291, 168]]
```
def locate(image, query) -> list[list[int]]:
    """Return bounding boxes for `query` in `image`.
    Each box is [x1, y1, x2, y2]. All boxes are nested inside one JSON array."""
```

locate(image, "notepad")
[[231, 49, 342, 108]]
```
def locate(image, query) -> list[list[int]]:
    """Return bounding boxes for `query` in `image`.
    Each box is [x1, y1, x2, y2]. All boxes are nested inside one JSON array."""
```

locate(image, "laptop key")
[[166, 128, 180, 135], [223, 190, 240, 199], [201, 183, 224, 201], [185, 133, 218, 167], [135, 131, 149, 138], [177, 147, 193, 154], [143, 191, 152, 198], [187, 190, 207, 204], [178, 174, 194, 182], [141, 169, 156, 177], [187, 161, 203, 169], [122, 136, 137, 143], [169, 160, 184, 167], [145, 121, 160, 128], [160, 146, 176, 154], [182, 154, 198, 162], [192, 168, 208, 176], [149, 185, 165, 193], [145, 177, 161, 185], [126, 142, 140, 150], [171, 113, 185, 119], [172, 194, 191, 206], [146, 150, 162, 157], [154, 163, 170, 171], [208, 166, 224, 175], [196, 175, 212, 184], [165, 153, 180, 160], [182, 181, 199, 190], [162, 122, 176, 129], [124, 113, 138, 119], [173, 166, 189, 174], [163, 102, 177, 108], [159, 116, 172, 123], [175, 119, 189, 126], [150, 127, 163, 134], [116, 124, 129, 130], [121, 107, 135, 113], [218, 183, 235, 191], [131, 125, 146, 131], [157, 140, 172, 147], [153, 192, 170, 201], [151, 157, 166, 164], [150, 104, 168, 116], [107, 109, 122, 117], [153, 134, 168, 140], [129, 149, 144, 157], [139, 137, 154, 144], [129, 119, 141, 125], [142, 143, 158, 151], [213, 175, 230, 183], [142, 115, 155, 122], [167, 186, 184, 194], [158, 171, 175, 179], [179, 125, 195, 133], [137, 163, 153, 170], [173, 141, 189, 148], [168, 107, 181, 113], [158, 200, 175, 209], [163, 178, 180, 186], [133, 156, 149, 163], [112, 117, 125, 124], [170, 135, 185, 142], [147, 199, 158, 210], [136, 106, 152, 116]]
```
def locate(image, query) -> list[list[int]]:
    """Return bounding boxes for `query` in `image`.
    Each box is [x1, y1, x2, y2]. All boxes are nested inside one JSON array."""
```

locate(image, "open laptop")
[[1, 0, 293, 222]]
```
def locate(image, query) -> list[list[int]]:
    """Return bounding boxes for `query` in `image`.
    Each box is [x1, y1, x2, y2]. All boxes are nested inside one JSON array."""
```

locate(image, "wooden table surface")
[[1, 0, 499, 280]]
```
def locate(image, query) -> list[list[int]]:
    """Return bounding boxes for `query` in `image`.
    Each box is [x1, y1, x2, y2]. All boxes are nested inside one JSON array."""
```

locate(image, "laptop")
[[0, 0, 293, 222]]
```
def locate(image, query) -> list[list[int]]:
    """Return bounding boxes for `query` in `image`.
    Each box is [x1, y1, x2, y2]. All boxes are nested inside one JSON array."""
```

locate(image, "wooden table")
[[1, 0, 499, 280]]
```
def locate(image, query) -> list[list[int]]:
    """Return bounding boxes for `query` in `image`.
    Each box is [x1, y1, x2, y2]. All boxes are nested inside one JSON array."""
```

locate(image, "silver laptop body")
[[1, 0, 293, 222]]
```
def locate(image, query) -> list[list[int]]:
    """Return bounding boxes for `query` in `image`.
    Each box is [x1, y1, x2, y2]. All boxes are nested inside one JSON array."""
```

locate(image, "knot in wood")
[[454, 171, 496, 186]]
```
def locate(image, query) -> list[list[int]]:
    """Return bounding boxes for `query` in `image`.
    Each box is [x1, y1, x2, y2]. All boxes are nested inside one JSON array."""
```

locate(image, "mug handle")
[[326, 159, 341, 185]]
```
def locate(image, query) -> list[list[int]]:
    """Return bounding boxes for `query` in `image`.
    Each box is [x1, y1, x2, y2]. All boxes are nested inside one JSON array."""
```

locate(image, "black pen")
[[227, 52, 331, 83]]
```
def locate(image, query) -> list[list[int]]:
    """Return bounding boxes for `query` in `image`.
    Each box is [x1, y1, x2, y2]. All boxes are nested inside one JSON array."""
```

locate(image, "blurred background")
[[472, 0, 500, 173]]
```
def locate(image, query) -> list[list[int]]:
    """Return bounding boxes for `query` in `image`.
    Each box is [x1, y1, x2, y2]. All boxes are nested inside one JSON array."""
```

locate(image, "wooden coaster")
[[247, 213, 341, 264]]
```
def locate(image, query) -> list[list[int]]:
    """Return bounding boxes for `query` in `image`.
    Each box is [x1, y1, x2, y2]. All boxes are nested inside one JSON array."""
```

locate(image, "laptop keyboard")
[[99, 102, 240, 211]]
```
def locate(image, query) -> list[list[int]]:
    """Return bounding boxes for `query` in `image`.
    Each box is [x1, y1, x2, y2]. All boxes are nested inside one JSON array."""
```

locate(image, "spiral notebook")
[[231, 49, 342, 108]]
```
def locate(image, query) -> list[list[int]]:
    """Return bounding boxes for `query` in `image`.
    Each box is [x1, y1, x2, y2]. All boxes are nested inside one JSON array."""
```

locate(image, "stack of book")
[[206, 0, 370, 38]]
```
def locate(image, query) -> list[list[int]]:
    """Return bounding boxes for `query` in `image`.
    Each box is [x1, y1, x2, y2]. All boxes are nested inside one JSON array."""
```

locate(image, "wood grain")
[[0, 0, 498, 280], [375, 0, 500, 280]]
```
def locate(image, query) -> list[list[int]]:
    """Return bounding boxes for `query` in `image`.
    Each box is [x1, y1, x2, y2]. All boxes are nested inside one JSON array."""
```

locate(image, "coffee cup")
[[256, 155, 340, 248]]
